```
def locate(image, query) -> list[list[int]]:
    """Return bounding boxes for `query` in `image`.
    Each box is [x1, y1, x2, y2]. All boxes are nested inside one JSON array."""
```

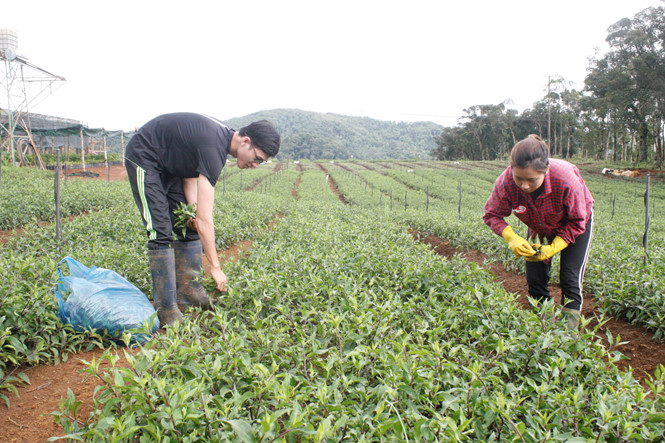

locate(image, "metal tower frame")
[[1, 45, 66, 167]]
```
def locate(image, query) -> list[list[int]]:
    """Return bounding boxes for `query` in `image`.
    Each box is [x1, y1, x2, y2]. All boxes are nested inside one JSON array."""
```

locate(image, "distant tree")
[[433, 102, 517, 161], [585, 5, 665, 164], [431, 126, 472, 160]]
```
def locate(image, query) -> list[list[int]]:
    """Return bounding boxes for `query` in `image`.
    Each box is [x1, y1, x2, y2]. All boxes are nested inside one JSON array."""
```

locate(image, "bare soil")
[[60, 165, 128, 182], [1, 165, 664, 442]]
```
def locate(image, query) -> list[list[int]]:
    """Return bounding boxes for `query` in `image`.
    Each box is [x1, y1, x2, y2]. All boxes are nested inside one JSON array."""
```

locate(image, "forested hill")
[[224, 109, 443, 160]]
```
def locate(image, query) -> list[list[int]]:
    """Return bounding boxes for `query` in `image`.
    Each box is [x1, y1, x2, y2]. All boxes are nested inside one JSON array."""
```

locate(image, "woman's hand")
[[526, 237, 568, 262], [501, 225, 536, 257]]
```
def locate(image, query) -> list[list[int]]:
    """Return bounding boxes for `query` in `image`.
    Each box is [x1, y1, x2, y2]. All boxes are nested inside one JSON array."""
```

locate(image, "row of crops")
[[321, 160, 665, 338], [1, 161, 664, 441]]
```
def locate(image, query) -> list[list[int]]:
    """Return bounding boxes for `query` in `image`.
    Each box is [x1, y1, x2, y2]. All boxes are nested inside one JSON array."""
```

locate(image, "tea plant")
[[326, 160, 665, 335], [53, 173, 665, 441], [0, 166, 293, 404], [0, 166, 132, 230], [2, 163, 665, 440]]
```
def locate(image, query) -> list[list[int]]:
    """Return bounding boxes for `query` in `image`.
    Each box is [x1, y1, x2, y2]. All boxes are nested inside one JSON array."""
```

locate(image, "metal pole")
[[5, 57, 15, 165]]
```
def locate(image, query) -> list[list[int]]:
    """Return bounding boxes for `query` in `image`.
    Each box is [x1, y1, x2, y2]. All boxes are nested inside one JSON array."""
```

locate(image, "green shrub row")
[[0, 165, 296, 406], [326, 160, 665, 337], [0, 167, 131, 230], [53, 178, 665, 441]]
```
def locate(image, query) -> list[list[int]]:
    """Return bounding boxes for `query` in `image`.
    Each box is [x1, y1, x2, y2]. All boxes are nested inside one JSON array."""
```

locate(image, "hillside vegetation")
[[225, 108, 443, 160]]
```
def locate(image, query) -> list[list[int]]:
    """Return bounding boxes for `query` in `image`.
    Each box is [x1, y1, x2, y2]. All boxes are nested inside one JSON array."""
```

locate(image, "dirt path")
[[0, 349, 132, 442], [61, 164, 128, 182], [317, 163, 348, 204]]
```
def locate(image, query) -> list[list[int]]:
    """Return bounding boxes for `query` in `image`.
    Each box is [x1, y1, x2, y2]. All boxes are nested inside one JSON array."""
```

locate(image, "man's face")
[[238, 142, 268, 169]]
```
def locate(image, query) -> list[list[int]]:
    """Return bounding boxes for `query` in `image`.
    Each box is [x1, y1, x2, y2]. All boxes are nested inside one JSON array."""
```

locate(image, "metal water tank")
[[0, 28, 18, 59]]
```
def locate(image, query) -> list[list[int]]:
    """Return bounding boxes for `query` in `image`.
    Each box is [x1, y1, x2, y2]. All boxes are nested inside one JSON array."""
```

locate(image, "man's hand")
[[526, 236, 568, 262], [210, 267, 228, 292], [186, 217, 198, 232], [501, 225, 536, 257]]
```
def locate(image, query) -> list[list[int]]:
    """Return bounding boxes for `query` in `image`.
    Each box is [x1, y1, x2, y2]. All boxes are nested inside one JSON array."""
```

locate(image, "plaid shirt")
[[483, 159, 594, 245]]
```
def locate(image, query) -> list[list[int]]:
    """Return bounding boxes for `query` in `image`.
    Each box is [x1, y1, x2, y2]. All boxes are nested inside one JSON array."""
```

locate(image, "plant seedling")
[[173, 202, 197, 238]]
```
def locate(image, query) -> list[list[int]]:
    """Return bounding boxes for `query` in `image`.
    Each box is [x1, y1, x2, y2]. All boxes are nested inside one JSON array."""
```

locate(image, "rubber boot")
[[173, 240, 211, 311], [148, 248, 184, 326], [561, 307, 581, 331]]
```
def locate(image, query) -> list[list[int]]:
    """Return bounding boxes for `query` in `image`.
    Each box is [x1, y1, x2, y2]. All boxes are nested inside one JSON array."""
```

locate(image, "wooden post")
[[611, 194, 616, 221], [65, 136, 69, 183], [121, 131, 125, 165], [458, 180, 462, 219], [104, 135, 109, 182], [643, 173, 651, 264], [79, 128, 86, 171], [55, 148, 63, 244]]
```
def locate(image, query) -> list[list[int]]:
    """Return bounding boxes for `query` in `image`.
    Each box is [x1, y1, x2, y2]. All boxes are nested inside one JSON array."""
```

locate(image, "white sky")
[[2, 0, 663, 131]]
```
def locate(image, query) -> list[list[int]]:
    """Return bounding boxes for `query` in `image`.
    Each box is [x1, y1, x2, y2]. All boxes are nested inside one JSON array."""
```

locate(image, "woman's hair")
[[238, 120, 281, 157], [510, 134, 550, 172]]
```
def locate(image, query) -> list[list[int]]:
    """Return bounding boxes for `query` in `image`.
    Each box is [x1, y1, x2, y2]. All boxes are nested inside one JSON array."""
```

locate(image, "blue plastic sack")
[[54, 257, 159, 343]]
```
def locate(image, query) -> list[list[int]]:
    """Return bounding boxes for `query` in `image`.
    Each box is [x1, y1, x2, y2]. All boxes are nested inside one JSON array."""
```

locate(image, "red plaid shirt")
[[483, 159, 594, 244]]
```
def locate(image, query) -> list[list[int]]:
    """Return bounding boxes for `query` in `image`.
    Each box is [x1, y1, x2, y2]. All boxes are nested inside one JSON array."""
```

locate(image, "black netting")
[[0, 109, 133, 155]]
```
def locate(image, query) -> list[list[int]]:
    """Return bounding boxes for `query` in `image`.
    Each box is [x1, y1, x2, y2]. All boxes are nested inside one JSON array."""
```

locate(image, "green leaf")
[[222, 419, 256, 443]]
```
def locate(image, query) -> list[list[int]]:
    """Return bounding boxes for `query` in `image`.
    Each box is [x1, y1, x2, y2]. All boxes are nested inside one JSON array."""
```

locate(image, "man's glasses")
[[252, 146, 267, 164]]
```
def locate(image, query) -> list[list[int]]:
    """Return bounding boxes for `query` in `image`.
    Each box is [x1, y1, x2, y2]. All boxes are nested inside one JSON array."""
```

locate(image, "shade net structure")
[[0, 28, 131, 173], [0, 110, 132, 170]]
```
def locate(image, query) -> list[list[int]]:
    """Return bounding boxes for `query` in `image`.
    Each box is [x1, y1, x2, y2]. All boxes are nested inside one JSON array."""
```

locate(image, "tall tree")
[[585, 6, 665, 163]]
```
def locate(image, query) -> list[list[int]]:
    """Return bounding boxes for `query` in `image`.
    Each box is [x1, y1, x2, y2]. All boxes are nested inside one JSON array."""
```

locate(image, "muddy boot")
[[561, 307, 581, 331], [148, 248, 184, 326], [174, 240, 211, 311]]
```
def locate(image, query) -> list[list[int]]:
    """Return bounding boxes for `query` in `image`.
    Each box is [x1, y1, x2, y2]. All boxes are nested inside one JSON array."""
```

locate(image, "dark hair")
[[510, 134, 550, 172], [238, 120, 281, 157]]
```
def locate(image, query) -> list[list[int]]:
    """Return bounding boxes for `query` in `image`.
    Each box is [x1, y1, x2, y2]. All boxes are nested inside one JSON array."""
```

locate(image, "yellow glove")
[[501, 226, 536, 257], [526, 236, 568, 262]]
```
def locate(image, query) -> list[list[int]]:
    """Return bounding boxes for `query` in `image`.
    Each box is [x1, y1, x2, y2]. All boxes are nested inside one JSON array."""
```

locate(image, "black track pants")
[[125, 159, 199, 249], [525, 210, 594, 311]]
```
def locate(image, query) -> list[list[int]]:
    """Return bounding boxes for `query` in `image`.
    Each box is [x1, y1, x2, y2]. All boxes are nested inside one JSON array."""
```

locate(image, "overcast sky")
[[2, 0, 663, 131]]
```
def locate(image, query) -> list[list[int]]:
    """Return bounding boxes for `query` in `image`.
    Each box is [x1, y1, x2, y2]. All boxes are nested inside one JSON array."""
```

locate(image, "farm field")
[[1, 161, 664, 441]]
